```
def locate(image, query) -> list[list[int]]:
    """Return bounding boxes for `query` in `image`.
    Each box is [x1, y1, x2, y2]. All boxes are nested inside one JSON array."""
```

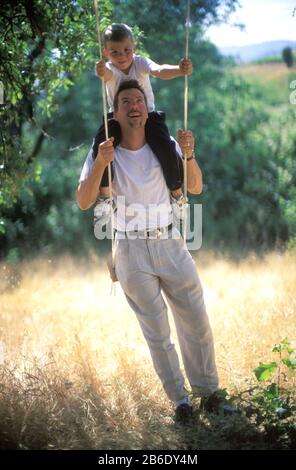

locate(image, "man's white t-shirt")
[[79, 141, 182, 231], [105, 55, 157, 112]]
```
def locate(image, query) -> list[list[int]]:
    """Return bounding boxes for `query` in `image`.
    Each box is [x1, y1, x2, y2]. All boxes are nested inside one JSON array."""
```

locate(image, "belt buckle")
[[147, 228, 162, 239]]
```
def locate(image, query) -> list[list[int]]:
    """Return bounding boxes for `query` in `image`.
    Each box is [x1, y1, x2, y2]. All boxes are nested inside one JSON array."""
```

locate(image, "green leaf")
[[282, 358, 296, 369], [272, 337, 293, 354], [254, 362, 278, 382], [265, 383, 278, 397]]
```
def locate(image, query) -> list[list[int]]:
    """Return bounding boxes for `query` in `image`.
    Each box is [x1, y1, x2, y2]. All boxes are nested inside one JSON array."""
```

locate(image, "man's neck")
[[120, 129, 146, 151]]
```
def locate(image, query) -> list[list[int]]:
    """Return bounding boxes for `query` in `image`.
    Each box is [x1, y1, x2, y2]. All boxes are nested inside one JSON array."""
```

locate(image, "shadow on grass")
[[0, 350, 295, 450], [0, 372, 294, 450]]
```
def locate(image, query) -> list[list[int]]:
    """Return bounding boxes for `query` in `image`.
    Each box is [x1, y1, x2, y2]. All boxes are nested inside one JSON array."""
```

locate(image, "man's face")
[[104, 38, 135, 73], [114, 88, 148, 130]]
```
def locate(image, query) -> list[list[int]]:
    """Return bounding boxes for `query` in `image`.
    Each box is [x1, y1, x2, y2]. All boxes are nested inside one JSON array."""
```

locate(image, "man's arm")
[[76, 138, 115, 210], [177, 129, 202, 195], [185, 159, 203, 195], [150, 58, 192, 80]]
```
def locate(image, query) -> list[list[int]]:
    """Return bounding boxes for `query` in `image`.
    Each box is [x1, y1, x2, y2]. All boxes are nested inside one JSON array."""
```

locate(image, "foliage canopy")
[[1, 0, 296, 259]]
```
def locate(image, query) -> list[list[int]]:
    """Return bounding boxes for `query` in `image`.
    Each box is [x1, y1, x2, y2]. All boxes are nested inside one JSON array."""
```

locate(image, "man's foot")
[[174, 403, 193, 425], [93, 197, 113, 227], [199, 390, 241, 416], [170, 193, 188, 221]]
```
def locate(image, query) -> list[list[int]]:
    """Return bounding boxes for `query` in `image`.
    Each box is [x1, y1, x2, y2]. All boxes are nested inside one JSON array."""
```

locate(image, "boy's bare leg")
[[100, 186, 110, 198]]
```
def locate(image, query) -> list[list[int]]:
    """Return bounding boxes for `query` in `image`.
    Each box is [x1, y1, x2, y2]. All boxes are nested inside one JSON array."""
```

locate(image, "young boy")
[[93, 23, 193, 226]]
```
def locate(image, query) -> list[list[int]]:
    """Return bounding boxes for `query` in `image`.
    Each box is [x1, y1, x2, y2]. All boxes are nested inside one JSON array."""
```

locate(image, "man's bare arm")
[[177, 129, 202, 195], [186, 159, 203, 195], [76, 138, 115, 210]]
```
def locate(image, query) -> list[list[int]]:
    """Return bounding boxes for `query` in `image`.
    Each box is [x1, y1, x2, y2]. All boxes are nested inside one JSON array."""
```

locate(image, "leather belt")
[[115, 223, 173, 239]]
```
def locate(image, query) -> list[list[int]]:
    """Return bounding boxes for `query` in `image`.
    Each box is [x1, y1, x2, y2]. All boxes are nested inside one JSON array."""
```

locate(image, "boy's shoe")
[[93, 197, 113, 227], [174, 403, 193, 425], [199, 390, 241, 416], [170, 194, 188, 221]]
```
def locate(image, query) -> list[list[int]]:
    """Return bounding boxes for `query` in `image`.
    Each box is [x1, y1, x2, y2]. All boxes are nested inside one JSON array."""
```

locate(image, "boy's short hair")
[[113, 80, 148, 112], [104, 23, 134, 45]]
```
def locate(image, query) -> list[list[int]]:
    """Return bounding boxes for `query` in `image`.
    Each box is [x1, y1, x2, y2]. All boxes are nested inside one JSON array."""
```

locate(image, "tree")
[[282, 46, 293, 68], [0, 0, 238, 222], [0, 0, 239, 241], [111, 0, 239, 63], [2, 0, 296, 259], [0, 0, 112, 214]]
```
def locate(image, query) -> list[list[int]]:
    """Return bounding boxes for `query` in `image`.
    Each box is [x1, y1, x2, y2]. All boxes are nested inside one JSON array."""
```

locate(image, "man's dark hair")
[[104, 23, 133, 45], [113, 79, 148, 112]]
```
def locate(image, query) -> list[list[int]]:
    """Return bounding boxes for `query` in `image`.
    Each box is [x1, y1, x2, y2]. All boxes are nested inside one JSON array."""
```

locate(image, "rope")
[[93, 0, 116, 294], [184, 0, 191, 132], [183, 0, 191, 245]]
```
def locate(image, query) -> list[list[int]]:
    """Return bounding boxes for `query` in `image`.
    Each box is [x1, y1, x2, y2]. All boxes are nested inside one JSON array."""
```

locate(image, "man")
[[77, 80, 220, 425]]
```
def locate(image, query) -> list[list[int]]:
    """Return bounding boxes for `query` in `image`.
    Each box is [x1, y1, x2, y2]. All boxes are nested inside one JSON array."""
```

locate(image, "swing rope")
[[183, 0, 191, 245], [93, 0, 116, 293]]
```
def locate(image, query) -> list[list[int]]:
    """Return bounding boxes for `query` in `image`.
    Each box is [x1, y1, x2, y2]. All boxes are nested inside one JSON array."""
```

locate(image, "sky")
[[206, 0, 296, 47]]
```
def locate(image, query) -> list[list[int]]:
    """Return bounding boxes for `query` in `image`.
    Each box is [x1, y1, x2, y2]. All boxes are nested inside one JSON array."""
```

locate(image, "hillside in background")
[[219, 40, 296, 63], [234, 61, 296, 105]]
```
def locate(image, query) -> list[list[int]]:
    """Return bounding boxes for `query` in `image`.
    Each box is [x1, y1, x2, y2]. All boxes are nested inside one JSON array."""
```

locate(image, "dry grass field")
[[0, 251, 295, 450], [234, 62, 296, 104], [235, 62, 295, 83]]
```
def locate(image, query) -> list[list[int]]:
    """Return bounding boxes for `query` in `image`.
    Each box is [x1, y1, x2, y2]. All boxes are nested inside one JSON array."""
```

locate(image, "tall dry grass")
[[0, 251, 295, 450]]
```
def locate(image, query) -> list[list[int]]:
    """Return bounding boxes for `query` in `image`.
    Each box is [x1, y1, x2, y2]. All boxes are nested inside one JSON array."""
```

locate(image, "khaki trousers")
[[115, 231, 219, 402]]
